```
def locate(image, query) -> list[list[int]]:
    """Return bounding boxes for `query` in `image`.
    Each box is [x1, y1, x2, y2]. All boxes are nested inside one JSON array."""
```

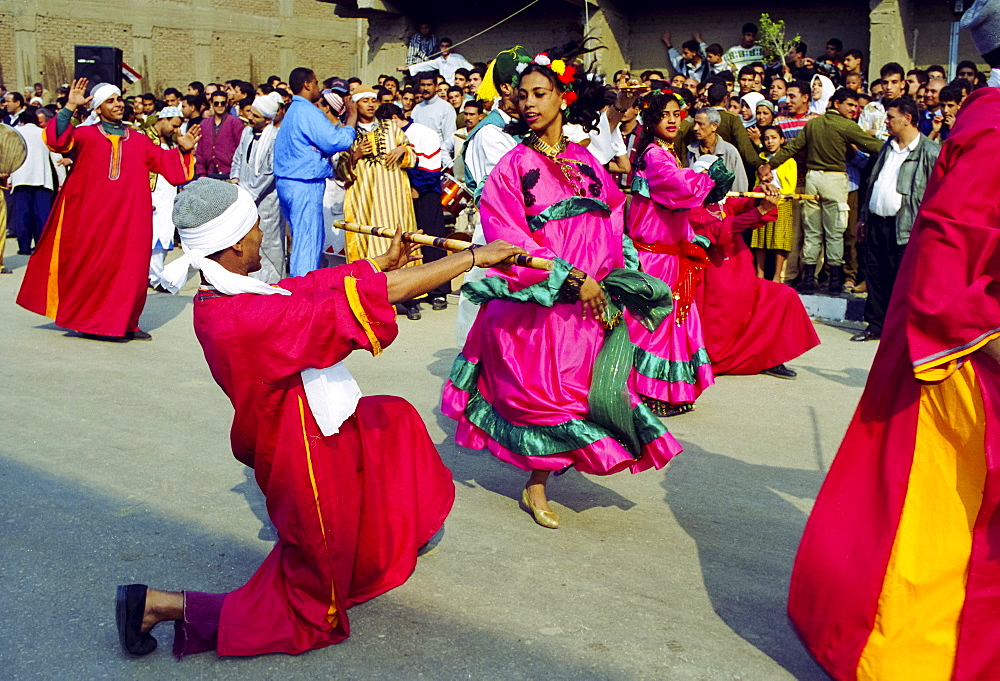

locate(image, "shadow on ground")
[[0, 454, 640, 680], [663, 441, 831, 680]]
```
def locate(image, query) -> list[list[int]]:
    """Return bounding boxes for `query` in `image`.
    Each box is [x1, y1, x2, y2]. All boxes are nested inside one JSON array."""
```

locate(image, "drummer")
[[381, 103, 452, 311]]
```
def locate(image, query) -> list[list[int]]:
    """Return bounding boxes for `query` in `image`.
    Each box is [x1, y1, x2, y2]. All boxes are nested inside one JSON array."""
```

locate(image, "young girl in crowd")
[[441, 43, 682, 529], [750, 126, 796, 280], [625, 89, 721, 417]]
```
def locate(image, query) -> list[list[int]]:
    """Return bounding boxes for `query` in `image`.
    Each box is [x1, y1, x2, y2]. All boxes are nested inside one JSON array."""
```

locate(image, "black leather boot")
[[828, 265, 845, 295], [796, 271, 818, 294]]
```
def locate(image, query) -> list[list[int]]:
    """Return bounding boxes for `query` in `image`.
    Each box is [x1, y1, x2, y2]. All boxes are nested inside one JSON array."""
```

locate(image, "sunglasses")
[[212, 101, 228, 106]]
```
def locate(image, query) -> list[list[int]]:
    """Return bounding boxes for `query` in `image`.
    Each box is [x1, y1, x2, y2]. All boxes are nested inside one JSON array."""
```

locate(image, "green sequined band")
[[448, 353, 669, 457], [460, 257, 573, 307], [633, 347, 711, 385], [527, 197, 610, 232]]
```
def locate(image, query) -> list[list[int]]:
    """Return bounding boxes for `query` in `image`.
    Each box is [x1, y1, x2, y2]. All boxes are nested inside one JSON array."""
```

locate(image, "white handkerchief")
[[301, 362, 363, 436]]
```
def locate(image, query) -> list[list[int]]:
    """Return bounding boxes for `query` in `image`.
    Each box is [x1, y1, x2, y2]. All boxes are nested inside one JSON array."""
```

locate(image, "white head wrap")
[[252, 95, 278, 119], [352, 91, 377, 102], [809, 74, 836, 114], [81, 83, 122, 127], [160, 177, 364, 436], [158, 178, 289, 297], [740, 92, 767, 127], [158, 106, 183, 119]]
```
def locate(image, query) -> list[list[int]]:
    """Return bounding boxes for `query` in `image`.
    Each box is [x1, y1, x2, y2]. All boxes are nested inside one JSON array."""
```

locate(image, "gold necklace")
[[525, 132, 567, 159], [525, 132, 589, 197]]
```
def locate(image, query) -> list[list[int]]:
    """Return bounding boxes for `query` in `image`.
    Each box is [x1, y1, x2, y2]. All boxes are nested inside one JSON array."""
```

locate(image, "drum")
[[0, 124, 27, 176], [440, 174, 470, 217]]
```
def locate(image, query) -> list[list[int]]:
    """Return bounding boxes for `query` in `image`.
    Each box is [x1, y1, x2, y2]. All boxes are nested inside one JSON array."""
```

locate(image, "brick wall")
[[11, 0, 360, 93]]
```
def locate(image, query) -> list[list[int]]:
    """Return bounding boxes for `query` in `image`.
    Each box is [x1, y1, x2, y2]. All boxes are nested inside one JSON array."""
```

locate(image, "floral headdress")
[[640, 88, 688, 111], [515, 52, 581, 107]]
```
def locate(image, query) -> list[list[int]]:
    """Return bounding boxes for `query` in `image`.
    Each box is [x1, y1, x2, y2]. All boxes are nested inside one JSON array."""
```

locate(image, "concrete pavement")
[[0, 246, 875, 680]]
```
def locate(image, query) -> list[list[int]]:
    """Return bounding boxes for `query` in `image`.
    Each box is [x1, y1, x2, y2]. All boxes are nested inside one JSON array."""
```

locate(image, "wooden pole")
[[334, 221, 555, 271], [726, 192, 820, 200]]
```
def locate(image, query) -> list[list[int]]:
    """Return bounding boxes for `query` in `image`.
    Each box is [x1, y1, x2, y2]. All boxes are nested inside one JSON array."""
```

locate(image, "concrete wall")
[[0, 0, 358, 95]]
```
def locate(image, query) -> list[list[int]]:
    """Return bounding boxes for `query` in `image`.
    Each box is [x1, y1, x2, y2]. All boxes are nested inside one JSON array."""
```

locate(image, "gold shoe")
[[521, 488, 559, 529]]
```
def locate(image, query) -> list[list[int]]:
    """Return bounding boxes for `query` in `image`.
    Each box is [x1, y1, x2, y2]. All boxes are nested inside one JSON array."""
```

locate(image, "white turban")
[[159, 178, 290, 297], [160, 177, 364, 436], [352, 91, 377, 102], [252, 95, 278, 119], [158, 106, 183, 119], [81, 83, 122, 126]]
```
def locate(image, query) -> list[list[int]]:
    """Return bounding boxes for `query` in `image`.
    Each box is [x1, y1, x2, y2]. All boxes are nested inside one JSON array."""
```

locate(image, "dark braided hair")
[[505, 39, 609, 137], [633, 89, 685, 162]]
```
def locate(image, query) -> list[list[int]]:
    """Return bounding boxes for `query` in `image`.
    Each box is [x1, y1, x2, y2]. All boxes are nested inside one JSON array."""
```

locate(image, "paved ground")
[[0, 246, 876, 680]]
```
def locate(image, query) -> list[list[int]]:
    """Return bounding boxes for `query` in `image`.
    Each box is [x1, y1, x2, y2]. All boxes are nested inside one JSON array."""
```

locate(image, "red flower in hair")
[[557, 64, 577, 84], [562, 91, 578, 106]]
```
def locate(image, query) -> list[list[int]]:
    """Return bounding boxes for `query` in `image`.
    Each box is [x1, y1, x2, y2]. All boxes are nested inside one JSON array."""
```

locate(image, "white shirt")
[[869, 134, 920, 218], [10, 124, 55, 190], [858, 100, 889, 142], [465, 107, 516, 186], [407, 53, 475, 85], [411, 95, 456, 159], [403, 120, 442, 173], [585, 111, 627, 165]]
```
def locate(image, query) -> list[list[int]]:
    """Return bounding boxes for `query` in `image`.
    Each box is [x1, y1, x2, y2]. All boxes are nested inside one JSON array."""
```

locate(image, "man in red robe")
[[787, 75, 1000, 681], [16, 78, 199, 341], [690, 184, 820, 378], [116, 178, 525, 658]]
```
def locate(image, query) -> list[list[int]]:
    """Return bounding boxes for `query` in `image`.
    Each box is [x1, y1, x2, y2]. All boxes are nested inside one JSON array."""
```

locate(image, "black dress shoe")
[[116, 584, 158, 656], [17, 250, 32, 255], [125, 330, 153, 341], [761, 363, 798, 379], [404, 303, 421, 320], [431, 298, 448, 311], [850, 327, 881, 342]]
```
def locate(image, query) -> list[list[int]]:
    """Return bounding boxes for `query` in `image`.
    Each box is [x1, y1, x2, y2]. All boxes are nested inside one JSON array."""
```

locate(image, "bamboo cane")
[[726, 192, 821, 200], [334, 221, 555, 271]]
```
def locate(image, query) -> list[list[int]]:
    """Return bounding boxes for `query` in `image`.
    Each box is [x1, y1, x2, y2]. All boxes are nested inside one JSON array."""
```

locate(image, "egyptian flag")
[[121, 61, 141, 85]]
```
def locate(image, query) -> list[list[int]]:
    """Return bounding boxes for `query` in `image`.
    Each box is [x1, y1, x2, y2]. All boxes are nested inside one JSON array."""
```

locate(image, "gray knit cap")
[[962, 0, 1000, 57], [173, 177, 239, 230]]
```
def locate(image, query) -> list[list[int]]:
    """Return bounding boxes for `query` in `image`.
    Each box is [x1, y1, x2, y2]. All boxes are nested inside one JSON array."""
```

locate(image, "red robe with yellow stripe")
[[788, 87, 1000, 681], [16, 119, 194, 336], [193, 261, 455, 655]]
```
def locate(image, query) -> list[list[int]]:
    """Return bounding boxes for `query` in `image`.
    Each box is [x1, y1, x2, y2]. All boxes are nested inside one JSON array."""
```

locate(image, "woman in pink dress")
[[441, 44, 682, 529], [625, 90, 720, 417]]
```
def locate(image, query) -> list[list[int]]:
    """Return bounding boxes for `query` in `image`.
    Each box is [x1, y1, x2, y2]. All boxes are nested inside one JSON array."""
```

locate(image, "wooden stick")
[[726, 192, 821, 200], [334, 221, 555, 271]]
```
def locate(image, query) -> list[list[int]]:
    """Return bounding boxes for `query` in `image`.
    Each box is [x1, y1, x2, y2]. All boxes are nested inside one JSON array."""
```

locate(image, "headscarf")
[[962, 0, 1000, 56], [809, 75, 835, 114], [81, 83, 121, 127], [740, 92, 766, 127], [477, 46, 532, 101], [161, 177, 363, 437], [321, 89, 345, 115], [251, 95, 278, 119], [352, 90, 377, 102], [159, 178, 285, 297]]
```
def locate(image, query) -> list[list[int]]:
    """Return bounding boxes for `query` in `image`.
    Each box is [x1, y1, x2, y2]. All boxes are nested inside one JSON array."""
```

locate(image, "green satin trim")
[[527, 197, 610, 232], [630, 175, 650, 199], [622, 235, 640, 271], [448, 353, 668, 456], [460, 256, 572, 307], [692, 234, 711, 250], [633, 346, 711, 385]]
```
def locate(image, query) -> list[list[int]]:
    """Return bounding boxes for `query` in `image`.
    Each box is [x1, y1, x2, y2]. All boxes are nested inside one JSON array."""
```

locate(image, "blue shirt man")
[[274, 68, 357, 276]]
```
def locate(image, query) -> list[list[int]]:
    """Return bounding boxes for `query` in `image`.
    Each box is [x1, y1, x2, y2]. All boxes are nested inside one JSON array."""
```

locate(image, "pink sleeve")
[[479, 156, 558, 291], [728, 195, 776, 234], [241, 261, 399, 381], [635, 146, 714, 209]]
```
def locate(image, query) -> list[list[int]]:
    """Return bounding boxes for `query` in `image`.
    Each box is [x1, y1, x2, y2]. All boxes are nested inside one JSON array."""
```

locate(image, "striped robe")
[[337, 120, 419, 264]]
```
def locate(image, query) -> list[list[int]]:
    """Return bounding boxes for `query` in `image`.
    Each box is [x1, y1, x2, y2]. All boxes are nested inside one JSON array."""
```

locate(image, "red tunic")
[[788, 87, 1000, 680], [17, 119, 194, 336], [193, 262, 455, 656], [690, 196, 820, 374]]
